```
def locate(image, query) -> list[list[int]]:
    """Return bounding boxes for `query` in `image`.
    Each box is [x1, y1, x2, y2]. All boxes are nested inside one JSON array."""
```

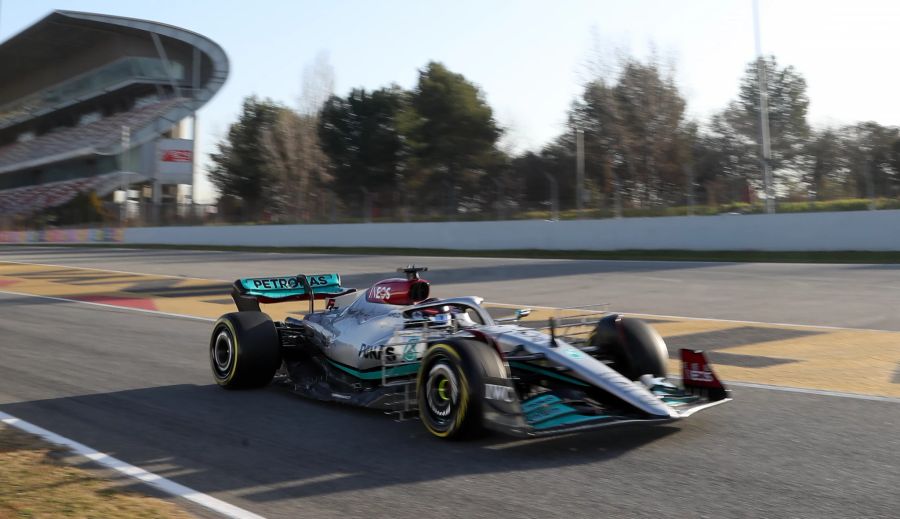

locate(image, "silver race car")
[[209, 266, 730, 439]]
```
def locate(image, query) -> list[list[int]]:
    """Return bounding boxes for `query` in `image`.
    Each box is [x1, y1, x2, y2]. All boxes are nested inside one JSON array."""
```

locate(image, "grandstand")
[[0, 10, 228, 226]]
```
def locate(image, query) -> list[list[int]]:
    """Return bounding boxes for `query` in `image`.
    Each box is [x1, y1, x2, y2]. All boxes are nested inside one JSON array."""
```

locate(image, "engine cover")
[[366, 278, 430, 305]]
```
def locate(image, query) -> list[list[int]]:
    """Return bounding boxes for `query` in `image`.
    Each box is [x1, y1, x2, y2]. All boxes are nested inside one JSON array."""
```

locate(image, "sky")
[[2, 0, 900, 202]]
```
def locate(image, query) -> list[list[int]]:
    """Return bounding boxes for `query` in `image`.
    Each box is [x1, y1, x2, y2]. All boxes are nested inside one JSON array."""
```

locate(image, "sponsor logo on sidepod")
[[485, 384, 515, 402]]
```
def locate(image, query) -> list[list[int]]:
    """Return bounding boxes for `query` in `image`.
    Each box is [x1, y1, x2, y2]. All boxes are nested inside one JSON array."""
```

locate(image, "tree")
[[262, 108, 330, 221], [613, 60, 689, 206], [401, 62, 502, 213], [299, 51, 335, 116], [565, 57, 690, 209], [840, 122, 900, 199], [724, 56, 811, 193], [318, 86, 408, 213], [510, 147, 573, 211], [691, 112, 759, 205], [208, 96, 280, 219], [569, 79, 620, 209], [805, 129, 850, 200]]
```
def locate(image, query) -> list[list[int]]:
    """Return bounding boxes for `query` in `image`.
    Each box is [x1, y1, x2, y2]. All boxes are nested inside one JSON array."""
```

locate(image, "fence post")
[[685, 163, 695, 216], [494, 177, 505, 221], [864, 157, 876, 210], [543, 171, 559, 221]]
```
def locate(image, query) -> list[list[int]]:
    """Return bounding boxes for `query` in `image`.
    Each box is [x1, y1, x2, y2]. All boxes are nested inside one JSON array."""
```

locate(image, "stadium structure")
[[0, 10, 228, 226]]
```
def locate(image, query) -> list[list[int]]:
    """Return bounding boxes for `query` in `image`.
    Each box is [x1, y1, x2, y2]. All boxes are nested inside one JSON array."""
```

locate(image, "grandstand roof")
[[0, 11, 229, 219], [0, 10, 228, 109], [0, 12, 115, 80]]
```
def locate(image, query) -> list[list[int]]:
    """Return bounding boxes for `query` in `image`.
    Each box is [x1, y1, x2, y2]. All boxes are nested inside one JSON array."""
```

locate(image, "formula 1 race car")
[[208, 266, 731, 439]]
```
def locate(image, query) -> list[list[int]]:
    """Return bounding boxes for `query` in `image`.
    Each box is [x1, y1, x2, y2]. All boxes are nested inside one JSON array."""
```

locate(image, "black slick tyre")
[[210, 312, 281, 389], [416, 339, 505, 440], [590, 315, 669, 380]]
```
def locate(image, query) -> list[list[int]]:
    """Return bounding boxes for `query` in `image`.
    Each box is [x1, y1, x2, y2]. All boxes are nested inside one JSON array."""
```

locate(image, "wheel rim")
[[437, 378, 450, 401], [424, 360, 459, 425], [212, 329, 233, 377]]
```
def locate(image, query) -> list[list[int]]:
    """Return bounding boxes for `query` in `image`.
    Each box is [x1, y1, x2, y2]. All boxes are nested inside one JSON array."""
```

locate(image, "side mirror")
[[495, 308, 532, 324]]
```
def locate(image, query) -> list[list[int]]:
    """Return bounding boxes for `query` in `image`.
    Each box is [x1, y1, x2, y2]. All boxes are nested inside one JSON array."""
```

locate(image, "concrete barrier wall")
[[123, 209, 900, 251]]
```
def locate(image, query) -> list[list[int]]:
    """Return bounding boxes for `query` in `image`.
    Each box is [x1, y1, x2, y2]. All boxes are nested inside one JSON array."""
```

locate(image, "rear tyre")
[[210, 312, 281, 389], [589, 315, 668, 380], [416, 339, 505, 440]]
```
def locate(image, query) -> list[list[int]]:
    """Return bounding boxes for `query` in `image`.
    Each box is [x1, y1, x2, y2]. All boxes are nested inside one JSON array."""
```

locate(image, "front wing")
[[483, 349, 731, 437]]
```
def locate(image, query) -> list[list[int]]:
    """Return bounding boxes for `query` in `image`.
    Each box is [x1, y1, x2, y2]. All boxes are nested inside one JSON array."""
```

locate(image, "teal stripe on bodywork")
[[661, 394, 701, 406], [326, 358, 420, 380], [509, 361, 589, 387], [525, 402, 575, 424], [533, 413, 610, 430], [521, 394, 562, 413], [520, 393, 611, 430]]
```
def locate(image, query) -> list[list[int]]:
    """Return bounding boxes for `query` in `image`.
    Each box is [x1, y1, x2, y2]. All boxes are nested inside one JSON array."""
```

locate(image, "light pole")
[[685, 163, 695, 216], [543, 171, 559, 221], [120, 126, 130, 225], [575, 128, 585, 215], [610, 162, 622, 218], [864, 156, 876, 210], [493, 177, 505, 221], [753, 0, 775, 214]]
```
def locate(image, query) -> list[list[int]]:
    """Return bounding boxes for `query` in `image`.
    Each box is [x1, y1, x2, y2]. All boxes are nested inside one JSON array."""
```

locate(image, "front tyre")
[[210, 312, 281, 389], [417, 339, 504, 440], [589, 315, 668, 380]]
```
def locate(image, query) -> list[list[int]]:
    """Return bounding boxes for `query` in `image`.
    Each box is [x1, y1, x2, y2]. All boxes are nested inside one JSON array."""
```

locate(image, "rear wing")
[[231, 273, 355, 313]]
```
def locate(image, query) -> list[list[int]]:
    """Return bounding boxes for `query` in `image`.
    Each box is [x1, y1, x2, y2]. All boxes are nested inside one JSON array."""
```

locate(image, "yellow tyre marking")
[[419, 343, 469, 438]]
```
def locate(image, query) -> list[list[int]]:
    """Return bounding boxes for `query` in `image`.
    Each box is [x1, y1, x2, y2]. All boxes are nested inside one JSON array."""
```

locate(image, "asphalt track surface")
[[1, 246, 899, 518], [4, 246, 900, 330]]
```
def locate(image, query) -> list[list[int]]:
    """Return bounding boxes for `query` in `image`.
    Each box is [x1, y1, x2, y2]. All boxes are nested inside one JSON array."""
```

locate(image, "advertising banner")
[[156, 138, 194, 184], [0, 228, 123, 244]]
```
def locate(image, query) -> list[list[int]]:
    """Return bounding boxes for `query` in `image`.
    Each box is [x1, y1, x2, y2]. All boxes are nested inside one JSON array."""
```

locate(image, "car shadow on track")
[[0, 382, 681, 504]]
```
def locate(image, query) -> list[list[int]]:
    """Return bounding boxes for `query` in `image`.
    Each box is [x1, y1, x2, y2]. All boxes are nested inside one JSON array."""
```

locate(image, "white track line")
[[487, 302, 897, 333], [0, 410, 265, 519], [0, 289, 214, 322], [721, 381, 900, 404], [623, 311, 897, 334], [0, 259, 229, 282], [2, 258, 890, 333]]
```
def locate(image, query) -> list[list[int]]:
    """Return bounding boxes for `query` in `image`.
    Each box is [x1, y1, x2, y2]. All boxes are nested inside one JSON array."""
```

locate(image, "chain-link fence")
[[3, 185, 900, 232]]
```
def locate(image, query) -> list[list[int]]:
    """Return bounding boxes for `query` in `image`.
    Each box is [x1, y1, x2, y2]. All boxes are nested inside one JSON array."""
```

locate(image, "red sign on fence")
[[156, 138, 194, 184], [161, 149, 192, 162]]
